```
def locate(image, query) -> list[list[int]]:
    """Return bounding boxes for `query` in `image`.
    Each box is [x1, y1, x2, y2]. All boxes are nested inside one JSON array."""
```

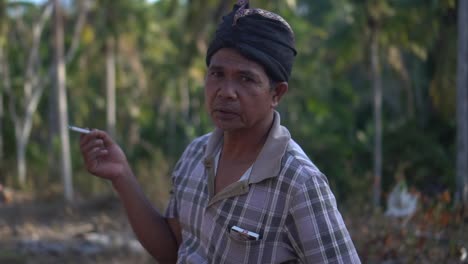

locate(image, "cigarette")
[[68, 125, 90, 134]]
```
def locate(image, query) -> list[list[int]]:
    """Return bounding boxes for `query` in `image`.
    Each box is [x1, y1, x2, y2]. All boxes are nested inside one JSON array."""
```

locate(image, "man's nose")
[[217, 79, 238, 99]]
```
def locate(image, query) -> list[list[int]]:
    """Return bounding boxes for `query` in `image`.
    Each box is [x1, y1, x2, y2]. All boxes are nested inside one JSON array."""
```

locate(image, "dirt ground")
[[343, 201, 468, 264], [0, 193, 467, 264], [0, 195, 154, 264]]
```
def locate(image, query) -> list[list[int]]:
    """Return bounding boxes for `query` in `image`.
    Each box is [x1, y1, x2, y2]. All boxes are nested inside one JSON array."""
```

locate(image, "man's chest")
[[214, 159, 252, 195], [176, 172, 277, 232], [175, 166, 297, 261]]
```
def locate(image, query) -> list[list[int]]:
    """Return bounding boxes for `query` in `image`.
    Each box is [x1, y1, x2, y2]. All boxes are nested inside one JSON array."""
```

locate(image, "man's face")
[[205, 48, 276, 132]]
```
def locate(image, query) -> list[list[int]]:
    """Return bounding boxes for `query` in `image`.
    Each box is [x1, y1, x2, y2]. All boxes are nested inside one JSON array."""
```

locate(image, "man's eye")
[[210, 71, 222, 77], [241, 76, 254, 83]]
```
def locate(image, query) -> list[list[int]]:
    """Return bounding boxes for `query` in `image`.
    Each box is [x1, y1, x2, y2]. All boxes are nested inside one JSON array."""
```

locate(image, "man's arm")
[[79, 130, 180, 262], [112, 172, 181, 262]]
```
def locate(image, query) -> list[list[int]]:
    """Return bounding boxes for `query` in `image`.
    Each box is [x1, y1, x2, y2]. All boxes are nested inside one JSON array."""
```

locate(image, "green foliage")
[[383, 117, 455, 194], [0, 0, 457, 206]]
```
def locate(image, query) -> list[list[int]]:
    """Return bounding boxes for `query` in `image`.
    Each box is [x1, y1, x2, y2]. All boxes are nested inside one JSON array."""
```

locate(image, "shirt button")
[[204, 159, 212, 168]]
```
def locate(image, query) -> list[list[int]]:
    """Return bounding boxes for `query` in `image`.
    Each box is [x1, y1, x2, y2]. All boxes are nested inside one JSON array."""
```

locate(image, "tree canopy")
[[0, 0, 459, 207]]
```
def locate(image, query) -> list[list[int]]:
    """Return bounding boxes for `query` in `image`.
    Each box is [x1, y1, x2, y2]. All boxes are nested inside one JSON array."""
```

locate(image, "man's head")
[[204, 1, 295, 133], [206, 0, 297, 83], [205, 1, 296, 134], [205, 48, 288, 132]]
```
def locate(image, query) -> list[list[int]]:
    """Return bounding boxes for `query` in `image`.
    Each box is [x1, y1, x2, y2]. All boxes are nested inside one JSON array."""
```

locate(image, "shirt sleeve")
[[164, 188, 178, 219], [164, 147, 187, 219], [163, 135, 205, 219], [285, 168, 361, 263]]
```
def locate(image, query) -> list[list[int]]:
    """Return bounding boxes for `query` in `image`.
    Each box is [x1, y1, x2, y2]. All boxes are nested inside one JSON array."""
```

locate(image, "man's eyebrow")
[[208, 64, 224, 71], [238, 70, 258, 77], [238, 70, 263, 81], [208, 64, 263, 80]]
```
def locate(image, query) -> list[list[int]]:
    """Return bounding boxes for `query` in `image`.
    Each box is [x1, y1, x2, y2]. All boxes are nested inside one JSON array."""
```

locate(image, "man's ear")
[[271, 82, 288, 108]]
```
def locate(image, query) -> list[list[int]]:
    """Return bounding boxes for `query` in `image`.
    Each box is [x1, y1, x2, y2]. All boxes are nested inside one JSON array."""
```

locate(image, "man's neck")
[[221, 112, 274, 160]]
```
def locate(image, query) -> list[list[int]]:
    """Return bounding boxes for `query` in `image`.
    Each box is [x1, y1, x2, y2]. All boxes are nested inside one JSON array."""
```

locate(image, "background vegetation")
[[0, 0, 466, 262]]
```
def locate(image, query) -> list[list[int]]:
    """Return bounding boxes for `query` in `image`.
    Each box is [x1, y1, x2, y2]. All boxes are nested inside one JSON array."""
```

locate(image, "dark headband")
[[206, 0, 297, 82]]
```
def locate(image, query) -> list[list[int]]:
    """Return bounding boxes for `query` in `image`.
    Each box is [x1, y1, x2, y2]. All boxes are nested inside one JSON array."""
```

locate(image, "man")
[[79, 1, 360, 263]]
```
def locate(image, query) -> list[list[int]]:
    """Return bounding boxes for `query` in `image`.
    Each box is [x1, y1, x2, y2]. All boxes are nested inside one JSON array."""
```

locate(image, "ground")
[[0, 195, 154, 264], [0, 193, 467, 263], [343, 198, 468, 264]]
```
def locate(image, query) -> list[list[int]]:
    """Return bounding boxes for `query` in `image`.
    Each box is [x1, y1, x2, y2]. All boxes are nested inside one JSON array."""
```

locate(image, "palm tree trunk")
[[54, 0, 73, 202], [106, 36, 116, 138], [370, 22, 383, 209], [17, 136, 26, 184], [456, 0, 468, 205], [0, 43, 5, 168], [0, 0, 4, 166]]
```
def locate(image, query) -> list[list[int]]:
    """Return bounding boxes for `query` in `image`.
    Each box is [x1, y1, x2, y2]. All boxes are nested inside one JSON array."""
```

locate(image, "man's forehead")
[[209, 49, 266, 76]]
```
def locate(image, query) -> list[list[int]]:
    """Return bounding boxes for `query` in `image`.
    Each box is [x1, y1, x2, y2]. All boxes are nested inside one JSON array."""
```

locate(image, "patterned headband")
[[232, 0, 293, 33]]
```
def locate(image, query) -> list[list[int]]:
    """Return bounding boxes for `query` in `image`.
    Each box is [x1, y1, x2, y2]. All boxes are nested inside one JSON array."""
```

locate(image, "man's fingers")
[[85, 146, 108, 163], [78, 130, 112, 172], [84, 148, 109, 173], [80, 129, 108, 146], [81, 138, 105, 155], [94, 130, 114, 146], [79, 129, 96, 148], [82, 143, 102, 161], [80, 130, 111, 155]]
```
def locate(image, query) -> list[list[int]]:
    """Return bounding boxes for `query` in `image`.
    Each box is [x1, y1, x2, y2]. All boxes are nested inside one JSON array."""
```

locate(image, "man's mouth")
[[213, 108, 238, 119], [216, 109, 234, 114]]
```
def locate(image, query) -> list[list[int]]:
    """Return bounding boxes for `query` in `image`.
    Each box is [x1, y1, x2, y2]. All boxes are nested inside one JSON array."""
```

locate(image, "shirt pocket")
[[225, 230, 263, 263]]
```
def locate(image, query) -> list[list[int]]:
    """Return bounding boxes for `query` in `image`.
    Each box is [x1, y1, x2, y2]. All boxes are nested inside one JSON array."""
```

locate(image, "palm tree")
[[456, 0, 468, 205], [53, 0, 73, 202], [0, 0, 7, 170]]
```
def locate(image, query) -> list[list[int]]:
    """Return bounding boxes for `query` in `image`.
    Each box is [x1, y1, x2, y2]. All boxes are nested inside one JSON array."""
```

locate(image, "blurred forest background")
[[0, 0, 467, 263]]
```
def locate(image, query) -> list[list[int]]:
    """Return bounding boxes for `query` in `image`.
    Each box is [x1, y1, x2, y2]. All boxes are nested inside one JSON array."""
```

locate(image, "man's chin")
[[214, 121, 243, 132], [216, 125, 239, 132]]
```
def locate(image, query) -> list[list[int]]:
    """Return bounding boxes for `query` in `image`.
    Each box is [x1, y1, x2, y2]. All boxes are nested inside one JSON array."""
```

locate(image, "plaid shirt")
[[165, 112, 360, 263]]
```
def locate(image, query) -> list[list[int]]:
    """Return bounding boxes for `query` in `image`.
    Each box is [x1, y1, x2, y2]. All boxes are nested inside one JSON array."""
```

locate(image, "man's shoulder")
[[283, 139, 318, 171], [172, 132, 212, 176], [280, 139, 325, 185], [277, 140, 335, 205], [182, 132, 212, 157], [188, 132, 212, 148]]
